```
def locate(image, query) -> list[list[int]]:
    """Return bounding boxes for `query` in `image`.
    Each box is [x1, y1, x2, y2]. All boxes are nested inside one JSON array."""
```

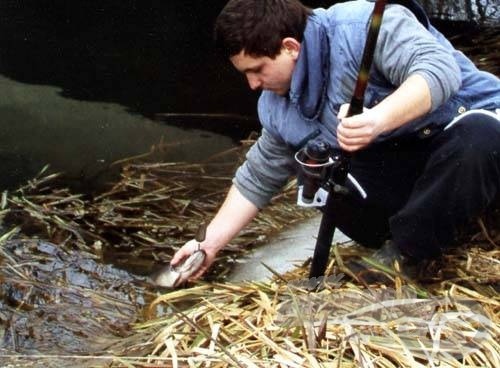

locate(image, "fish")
[[152, 222, 207, 288]]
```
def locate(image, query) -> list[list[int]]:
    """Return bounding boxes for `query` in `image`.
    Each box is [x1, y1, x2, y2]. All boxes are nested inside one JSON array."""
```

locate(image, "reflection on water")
[[0, 239, 149, 361], [0, 0, 257, 115], [0, 75, 242, 191], [0, 0, 261, 191]]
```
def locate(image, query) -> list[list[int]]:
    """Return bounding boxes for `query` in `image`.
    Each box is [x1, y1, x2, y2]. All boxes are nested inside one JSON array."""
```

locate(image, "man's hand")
[[169, 185, 259, 282], [336, 104, 384, 152], [171, 239, 218, 280], [337, 74, 433, 152]]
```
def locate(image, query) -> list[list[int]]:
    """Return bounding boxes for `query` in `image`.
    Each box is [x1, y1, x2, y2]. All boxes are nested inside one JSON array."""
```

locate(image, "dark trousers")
[[324, 112, 500, 259]]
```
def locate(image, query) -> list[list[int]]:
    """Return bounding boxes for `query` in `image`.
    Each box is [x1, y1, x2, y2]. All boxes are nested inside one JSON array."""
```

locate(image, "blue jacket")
[[257, 1, 500, 151]]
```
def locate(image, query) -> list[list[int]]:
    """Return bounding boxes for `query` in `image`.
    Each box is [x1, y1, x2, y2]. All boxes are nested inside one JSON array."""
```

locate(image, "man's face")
[[230, 44, 299, 96]]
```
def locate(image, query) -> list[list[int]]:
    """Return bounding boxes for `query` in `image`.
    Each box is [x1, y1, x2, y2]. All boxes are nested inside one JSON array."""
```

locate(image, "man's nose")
[[246, 75, 262, 90]]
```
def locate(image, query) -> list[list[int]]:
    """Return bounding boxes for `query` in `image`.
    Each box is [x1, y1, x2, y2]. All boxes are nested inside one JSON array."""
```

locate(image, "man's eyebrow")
[[242, 65, 262, 73]]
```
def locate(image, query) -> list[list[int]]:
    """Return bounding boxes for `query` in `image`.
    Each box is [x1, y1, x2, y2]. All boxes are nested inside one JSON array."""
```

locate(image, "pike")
[[152, 222, 207, 288]]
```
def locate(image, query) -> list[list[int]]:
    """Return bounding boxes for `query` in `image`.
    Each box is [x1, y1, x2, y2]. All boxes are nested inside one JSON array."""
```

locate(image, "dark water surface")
[[0, 0, 257, 114], [0, 0, 262, 191]]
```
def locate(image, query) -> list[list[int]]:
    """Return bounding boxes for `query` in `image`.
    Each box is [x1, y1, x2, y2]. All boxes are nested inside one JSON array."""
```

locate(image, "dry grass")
[[2, 140, 315, 282], [104, 239, 499, 368], [2, 138, 497, 367]]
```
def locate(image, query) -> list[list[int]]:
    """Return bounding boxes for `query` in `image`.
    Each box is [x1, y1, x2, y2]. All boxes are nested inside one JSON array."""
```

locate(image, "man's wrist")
[[370, 104, 391, 135]]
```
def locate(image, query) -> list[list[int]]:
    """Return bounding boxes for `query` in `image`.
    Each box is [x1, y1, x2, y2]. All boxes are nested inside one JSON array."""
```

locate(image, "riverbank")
[[1, 145, 498, 367]]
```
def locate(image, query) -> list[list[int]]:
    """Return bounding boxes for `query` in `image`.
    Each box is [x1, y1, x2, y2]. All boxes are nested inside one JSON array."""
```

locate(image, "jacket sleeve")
[[374, 5, 461, 111], [233, 129, 296, 209]]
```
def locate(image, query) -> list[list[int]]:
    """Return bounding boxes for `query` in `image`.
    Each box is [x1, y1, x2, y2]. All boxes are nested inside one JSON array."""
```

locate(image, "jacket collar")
[[289, 10, 330, 121]]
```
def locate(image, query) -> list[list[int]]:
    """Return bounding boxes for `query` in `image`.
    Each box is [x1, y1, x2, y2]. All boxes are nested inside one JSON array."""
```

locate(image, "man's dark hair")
[[214, 0, 312, 59]]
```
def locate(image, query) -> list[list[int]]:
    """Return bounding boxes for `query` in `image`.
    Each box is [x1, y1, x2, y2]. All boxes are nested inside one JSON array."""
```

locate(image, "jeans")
[[324, 111, 500, 259]]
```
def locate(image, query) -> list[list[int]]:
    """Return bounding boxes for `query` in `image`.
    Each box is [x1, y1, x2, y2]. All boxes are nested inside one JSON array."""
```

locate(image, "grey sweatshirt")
[[232, 2, 497, 209]]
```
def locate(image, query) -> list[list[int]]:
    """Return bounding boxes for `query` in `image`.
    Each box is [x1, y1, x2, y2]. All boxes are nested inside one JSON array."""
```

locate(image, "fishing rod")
[[347, 0, 388, 117], [302, 1, 430, 284], [302, 0, 389, 285]]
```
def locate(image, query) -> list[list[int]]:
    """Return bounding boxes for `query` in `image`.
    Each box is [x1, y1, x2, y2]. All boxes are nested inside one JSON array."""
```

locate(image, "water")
[[0, 0, 260, 192], [0, 238, 152, 365], [0, 74, 246, 191]]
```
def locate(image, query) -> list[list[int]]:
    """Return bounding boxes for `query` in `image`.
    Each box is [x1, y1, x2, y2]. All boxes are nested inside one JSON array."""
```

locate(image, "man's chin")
[[271, 88, 288, 96], [262, 86, 289, 96]]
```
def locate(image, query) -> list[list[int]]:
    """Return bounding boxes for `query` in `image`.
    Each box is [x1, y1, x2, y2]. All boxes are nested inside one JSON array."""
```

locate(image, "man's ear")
[[282, 37, 301, 59]]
